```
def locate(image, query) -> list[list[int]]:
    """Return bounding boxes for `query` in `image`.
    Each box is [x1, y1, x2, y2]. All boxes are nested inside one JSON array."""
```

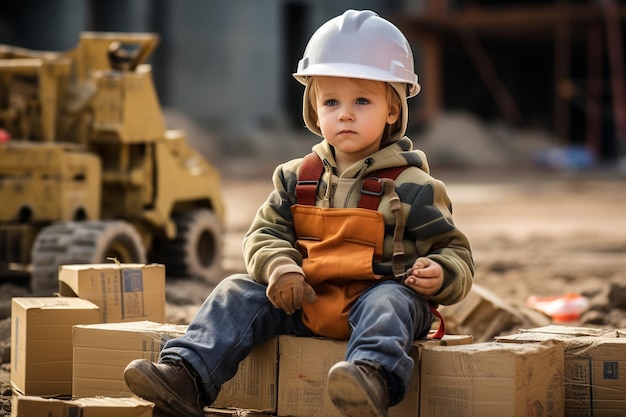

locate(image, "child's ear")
[[387, 103, 400, 125]]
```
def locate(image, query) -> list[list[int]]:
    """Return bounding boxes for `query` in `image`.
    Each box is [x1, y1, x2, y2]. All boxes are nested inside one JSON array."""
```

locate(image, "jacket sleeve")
[[404, 177, 474, 306], [242, 159, 305, 284]]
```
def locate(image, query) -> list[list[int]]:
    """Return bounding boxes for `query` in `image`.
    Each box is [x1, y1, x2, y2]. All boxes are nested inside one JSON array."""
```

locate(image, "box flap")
[[12, 394, 154, 416]]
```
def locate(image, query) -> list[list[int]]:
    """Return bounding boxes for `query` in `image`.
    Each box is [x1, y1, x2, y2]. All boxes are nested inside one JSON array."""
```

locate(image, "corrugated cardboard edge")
[[205, 407, 273, 416], [11, 393, 154, 415]]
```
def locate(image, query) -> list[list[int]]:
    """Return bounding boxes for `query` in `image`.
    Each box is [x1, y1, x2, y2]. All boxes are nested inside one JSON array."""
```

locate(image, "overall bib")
[[292, 204, 388, 338], [292, 153, 409, 339]]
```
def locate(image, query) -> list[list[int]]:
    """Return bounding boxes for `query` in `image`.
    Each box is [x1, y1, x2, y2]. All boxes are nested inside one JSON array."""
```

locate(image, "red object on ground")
[[527, 292, 590, 323], [0, 129, 10, 142]]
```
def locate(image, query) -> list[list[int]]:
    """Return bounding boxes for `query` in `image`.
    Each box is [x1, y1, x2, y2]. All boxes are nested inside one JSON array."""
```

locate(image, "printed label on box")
[[603, 361, 618, 379], [122, 269, 145, 318]]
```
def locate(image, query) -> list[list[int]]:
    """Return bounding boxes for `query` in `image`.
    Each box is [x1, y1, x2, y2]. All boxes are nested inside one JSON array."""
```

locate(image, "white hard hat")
[[293, 9, 421, 140]]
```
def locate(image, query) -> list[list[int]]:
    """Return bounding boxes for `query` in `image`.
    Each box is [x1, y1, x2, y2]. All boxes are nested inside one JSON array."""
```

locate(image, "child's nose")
[[338, 107, 355, 121]]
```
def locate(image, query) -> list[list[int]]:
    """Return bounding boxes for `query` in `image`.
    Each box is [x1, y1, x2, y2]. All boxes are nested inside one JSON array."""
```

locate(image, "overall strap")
[[358, 166, 409, 210], [359, 165, 410, 282], [295, 152, 409, 209], [295, 153, 324, 206]]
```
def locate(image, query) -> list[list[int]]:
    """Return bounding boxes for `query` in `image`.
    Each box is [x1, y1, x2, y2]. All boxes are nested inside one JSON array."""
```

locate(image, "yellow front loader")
[[0, 32, 225, 293]]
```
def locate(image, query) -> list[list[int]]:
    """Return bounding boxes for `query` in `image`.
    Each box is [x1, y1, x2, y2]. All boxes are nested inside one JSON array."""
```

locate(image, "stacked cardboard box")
[[69, 322, 478, 416], [10, 297, 100, 397], [69, 329, 563, 417], [496, 325, 626, 416], [277, 334, 474, 417], [211, 338, 278, 412], [72, 321, 188, 398], [71, 320, 279, 412], [58, 263, 166, 323], [420, 341, 564, 417], [9, 262, 167, 416]]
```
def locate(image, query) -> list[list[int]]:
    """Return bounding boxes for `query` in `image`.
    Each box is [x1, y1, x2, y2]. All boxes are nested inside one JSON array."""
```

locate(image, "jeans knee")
[[350, 281, 431, 331], [211, 274, 266, 303], [360, 281, 417, 310]]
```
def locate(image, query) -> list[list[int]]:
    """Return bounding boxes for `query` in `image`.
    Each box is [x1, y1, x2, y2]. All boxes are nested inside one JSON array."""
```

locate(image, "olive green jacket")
[[243, 137, 474, 306]]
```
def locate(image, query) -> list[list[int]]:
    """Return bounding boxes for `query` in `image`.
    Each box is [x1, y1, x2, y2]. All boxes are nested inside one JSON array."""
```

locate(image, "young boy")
[[124, 9, 473, 417]]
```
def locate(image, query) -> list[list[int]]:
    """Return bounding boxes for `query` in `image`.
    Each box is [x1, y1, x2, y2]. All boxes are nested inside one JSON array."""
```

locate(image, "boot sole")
[[124, 360, 204, 417], [327, 361, 388, 417]]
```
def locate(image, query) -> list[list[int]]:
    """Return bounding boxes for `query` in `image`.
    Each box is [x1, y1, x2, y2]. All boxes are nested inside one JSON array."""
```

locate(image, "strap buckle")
[[360, 177, 385, 196]]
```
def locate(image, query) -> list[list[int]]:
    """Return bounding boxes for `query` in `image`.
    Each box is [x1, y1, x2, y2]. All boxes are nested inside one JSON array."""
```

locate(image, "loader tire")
[[159, 209, 223, 285], [30, 220, 146, 295]]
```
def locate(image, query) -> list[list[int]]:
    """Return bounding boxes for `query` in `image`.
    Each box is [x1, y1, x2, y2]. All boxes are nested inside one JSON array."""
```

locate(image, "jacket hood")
[[311, 136, 430, 178]]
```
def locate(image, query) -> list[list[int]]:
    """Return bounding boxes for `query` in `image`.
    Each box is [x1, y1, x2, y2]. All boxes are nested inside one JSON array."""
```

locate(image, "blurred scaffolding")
[[395, 0, 626, 163]]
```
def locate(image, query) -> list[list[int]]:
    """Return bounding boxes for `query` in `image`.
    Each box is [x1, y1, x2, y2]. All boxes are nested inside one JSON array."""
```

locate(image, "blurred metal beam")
[[458, 27, 522, 126], [585, 10, 603, 158], [554, 0, 571, 145], [602, 0, 626, 152]]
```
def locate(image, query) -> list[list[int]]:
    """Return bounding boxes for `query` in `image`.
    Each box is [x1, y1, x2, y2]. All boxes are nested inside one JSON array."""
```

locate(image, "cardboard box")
[[211, 338, 279, 412], [58, 263, 165, 323], [496, 327, 626, 416], [10, 297, 100, 396], [72, 320, 187, 398], [11, 394, 154, 417], [277, 334, 473, 417], [72, 320, 278, 412], [420, 341, 564, 417], [437, 284, 543, 343]]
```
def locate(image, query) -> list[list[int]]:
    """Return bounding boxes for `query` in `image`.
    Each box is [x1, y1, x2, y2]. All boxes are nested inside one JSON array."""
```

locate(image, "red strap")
[[358, 166, 409, 210], [295, 153, 324, 206], [296, 153, 409, 210], [427, 305, 446, 340]]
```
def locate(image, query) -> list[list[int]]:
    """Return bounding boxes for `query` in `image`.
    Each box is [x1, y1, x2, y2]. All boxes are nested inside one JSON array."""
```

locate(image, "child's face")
[[313, 77, 399, 161]]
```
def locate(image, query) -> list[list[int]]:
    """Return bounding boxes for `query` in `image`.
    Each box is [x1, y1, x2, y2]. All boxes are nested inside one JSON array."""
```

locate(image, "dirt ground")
[[1, 144, 626, 414]]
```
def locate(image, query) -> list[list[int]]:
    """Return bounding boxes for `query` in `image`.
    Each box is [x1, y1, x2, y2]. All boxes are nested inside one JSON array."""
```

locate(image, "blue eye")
[[324, 99, 338, 106], [356, 98, 369, 105]]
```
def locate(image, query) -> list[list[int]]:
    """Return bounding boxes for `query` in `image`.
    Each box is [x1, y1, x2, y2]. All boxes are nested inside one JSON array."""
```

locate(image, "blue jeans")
[[160, 274, 433, 405]]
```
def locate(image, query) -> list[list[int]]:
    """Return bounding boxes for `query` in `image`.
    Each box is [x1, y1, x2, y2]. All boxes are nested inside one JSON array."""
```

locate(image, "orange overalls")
[[292, 153, 408, 339]]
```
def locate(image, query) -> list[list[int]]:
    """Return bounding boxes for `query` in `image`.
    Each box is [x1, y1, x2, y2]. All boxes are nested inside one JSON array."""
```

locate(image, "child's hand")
[[266, 272, 317, 315], [404, 257, 443, 296]]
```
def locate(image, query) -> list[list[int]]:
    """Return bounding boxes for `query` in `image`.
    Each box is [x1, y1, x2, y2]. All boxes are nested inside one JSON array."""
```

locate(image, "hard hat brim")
[[294, 63, 420, 98]]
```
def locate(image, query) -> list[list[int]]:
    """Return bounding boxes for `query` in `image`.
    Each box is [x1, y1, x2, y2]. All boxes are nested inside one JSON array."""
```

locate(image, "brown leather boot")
[[124, 359, 205, 417], [327, 360, 391, 417]]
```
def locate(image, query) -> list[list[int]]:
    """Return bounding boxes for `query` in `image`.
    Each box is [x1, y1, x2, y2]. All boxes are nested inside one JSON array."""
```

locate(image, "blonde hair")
[[307, 78, 403, 146]]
